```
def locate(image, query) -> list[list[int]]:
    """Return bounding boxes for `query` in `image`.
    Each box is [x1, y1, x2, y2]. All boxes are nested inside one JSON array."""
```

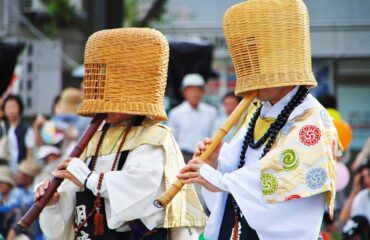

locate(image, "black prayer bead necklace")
[[231, 85, 309, 219]]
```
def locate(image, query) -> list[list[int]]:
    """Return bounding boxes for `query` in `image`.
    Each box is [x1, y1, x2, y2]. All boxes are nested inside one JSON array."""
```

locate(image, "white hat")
[[182, 73, 205, 89], [38, 145, 62, 160]]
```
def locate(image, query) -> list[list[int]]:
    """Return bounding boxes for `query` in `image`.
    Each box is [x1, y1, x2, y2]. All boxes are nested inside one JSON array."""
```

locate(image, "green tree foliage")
[[125, 0, 168, 27], [40, 0, 76, 36]]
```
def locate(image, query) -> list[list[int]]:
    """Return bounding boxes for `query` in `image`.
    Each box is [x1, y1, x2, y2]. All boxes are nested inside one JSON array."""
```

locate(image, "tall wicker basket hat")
[[223, 0, 317, 96], [78, 28, 169, 121]]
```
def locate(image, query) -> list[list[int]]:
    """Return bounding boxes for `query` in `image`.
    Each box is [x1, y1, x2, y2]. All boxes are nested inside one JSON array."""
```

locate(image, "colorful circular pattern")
[[305, 168, 328, 190], [320, 109, 332, 127], [299, 125, 321, 146], [261, 173, 278, 195], [281, 149, 299, 170]]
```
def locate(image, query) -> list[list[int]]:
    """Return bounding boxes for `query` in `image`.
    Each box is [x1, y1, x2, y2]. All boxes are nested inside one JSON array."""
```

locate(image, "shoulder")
[[18, 121, 31, 131], [131, 123, 173, 146], [289, 95, 331, 127], [142, 123, 172, 136], [169, 103, 187, 116]]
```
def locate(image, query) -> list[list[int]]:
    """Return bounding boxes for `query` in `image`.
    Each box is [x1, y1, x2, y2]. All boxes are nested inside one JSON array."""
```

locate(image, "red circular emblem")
[[299, 125, 321, 146], [285, 194, 301, 201]]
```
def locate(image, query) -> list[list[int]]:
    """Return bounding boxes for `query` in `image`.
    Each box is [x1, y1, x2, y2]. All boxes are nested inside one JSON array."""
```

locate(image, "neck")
[[9, 118, 20, 127], [270, 86, 295, 105], [188, 102, 199, 109]]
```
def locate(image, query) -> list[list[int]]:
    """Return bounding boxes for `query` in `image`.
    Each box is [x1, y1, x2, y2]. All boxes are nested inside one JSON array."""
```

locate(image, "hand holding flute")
[[16, 114, 106, 231], [154, 93, 256, 208], [177, 138, 223, 192]]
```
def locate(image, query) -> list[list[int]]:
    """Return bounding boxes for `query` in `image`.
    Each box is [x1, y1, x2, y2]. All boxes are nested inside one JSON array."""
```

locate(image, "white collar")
[[260, 86, 299, 118], [183, 101, 201, 111]]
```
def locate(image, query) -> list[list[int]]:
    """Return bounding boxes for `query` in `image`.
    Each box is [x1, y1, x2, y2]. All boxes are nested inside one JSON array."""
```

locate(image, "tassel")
[[233, 214, 239, 240], [94, 210, 104, 236]]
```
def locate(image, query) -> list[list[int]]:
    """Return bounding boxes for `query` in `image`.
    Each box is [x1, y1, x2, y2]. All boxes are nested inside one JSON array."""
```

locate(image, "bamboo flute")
[[16, 114, 106, 231], [154, 93, 256, 208]]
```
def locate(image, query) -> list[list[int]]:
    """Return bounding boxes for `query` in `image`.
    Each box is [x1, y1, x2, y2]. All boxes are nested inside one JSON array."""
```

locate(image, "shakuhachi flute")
[[154, 93, 257, 208], [15, 114, 106, 232]]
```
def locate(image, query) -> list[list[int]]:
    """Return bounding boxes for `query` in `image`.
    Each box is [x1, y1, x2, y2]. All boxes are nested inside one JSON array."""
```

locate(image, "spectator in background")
[[3, 95, 35, 172], [33, 88, 82, 155], [33, 94, 61, 147], [352, 137, 370, 172], [6, 160, 41, 240], [212, 92, 241, 143], [14, 159, 41, 207], [342, 215, 370, 240], [167, 73, 217, 162], [34, 145, 62, 184], [339, 160, 370, 225], [52, 94, 62, 115], [0, 97, 8, 165], [0, 166, 17, 237], [51, 87, 81, 140]]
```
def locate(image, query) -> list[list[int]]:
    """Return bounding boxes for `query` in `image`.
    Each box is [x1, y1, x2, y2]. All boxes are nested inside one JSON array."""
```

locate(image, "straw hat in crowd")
[[0, 166, 16, 187], [18, 159, 42, 177], [59, 87, 82, 114]]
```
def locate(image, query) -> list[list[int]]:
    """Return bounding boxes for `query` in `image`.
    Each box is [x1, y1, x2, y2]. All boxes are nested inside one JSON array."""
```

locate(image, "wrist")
[[66, 158, 90, 184], [84, 172, 93, 189], [86, 172, 99, 193]]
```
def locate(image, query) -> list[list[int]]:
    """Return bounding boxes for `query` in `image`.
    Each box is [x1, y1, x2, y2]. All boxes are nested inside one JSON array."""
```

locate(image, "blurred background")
[[1, 0, 370, 150], [0, 1, 370, 239]]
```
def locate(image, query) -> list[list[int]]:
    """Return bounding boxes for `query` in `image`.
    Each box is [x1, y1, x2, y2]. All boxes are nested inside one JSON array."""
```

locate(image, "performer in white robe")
[[34, 28, 206, 240], [177, 1, 341, 239]]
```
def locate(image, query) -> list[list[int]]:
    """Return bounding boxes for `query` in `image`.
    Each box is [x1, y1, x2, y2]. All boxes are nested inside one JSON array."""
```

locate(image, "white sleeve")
[[350, 190, 366, 217], [104, 144, 165, 222], [39, 180, 79, 239], [25, 127, 35, 148], [201, 161, 325, 240]]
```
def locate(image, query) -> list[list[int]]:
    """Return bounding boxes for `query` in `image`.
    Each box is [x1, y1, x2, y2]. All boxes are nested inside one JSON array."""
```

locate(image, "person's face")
[[4, 99, 21, 122], [224, 96, 239, 116], [105, 113, 135, 124], [0, 182, 12, 195], [15, 172, 33, 187], [183, 86, 204, 107], [45, 154, 60, 164], [256, 86, 294, 105]]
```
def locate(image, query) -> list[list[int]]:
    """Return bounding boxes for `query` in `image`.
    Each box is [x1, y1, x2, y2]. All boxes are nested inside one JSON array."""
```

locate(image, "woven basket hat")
[[223, 0, 317, 96], [78, 28, 169, 121]]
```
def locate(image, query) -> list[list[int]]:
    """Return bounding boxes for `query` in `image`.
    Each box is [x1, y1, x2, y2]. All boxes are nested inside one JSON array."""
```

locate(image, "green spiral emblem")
[[281, 149, 299, 170], [261, 173, 278, 195]]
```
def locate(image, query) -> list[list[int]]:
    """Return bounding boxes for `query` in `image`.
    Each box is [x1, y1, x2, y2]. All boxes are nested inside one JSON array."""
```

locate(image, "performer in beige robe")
[[34, 28, 206, 240]]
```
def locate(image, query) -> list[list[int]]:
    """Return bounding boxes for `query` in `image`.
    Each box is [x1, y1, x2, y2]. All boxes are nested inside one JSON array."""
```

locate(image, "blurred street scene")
[[0, 0, 370, 239]]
